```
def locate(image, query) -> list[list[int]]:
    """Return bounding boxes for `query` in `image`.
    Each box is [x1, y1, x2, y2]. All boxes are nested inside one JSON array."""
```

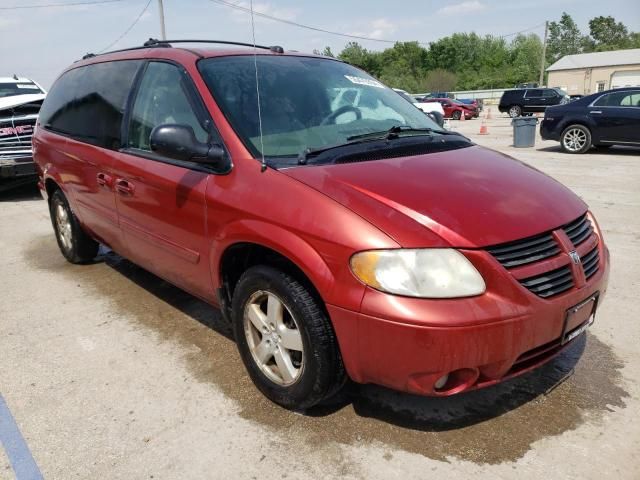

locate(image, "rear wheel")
[[561, 125, 592, 154], [508, 105, 522, 117], [451, 110, 461, 120], [232, 265, 345, 410], [49, 189, 99, 263]]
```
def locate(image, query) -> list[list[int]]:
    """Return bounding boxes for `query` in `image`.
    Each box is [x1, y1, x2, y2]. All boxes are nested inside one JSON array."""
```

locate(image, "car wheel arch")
[[211, 221, 337, 313]]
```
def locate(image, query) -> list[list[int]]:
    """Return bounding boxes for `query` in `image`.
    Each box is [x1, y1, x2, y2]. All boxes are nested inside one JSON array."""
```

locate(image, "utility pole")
[[539, 20, 548, 86], [157, 0, 167, 40]]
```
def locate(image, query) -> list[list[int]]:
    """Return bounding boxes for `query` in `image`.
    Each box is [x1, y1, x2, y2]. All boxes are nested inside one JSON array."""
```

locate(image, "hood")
[[282, 145, 587, 248], [0, 93, 46, 112]]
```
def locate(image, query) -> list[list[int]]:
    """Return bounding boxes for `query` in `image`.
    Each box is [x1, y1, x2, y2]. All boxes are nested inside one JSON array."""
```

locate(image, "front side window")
[[128, 62, 208, 151], [38, 61, 141, 149], [198, 56, 439, 159], [542, 89, 558, 98]]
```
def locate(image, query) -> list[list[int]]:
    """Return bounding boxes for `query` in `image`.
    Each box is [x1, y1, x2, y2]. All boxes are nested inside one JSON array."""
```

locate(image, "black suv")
[[499, 88, 569, 117]]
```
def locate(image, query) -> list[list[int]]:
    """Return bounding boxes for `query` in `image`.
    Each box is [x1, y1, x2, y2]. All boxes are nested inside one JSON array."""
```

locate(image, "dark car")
[[499, 88, 569, 118], [540, 87, 640, 154]]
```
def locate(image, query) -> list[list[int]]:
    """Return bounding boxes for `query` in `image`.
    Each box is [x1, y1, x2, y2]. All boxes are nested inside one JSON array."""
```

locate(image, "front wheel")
[[232, 265, 345, 410], [49, 189, 99, 263], [451, 110, 462, 120], [561, 125, 592, 154]]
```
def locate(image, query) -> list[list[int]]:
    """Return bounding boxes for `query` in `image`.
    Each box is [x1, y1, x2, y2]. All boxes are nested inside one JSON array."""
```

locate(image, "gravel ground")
[[1, 112, 639, 479]]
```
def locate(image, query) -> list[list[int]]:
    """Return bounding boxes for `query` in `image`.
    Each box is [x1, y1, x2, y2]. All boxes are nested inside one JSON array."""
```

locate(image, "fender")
[[210, 219, 338, 304]]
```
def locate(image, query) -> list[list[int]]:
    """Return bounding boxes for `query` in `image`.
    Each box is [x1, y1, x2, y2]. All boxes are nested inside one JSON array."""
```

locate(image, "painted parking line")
[[0, 395, 43, 480]]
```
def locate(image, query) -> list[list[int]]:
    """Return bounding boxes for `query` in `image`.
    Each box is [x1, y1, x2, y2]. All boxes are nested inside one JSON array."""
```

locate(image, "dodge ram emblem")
[[569, 250, 581, 264]]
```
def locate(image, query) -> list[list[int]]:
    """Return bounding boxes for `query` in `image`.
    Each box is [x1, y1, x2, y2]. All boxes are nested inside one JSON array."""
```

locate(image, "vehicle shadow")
[[537, 145, 640, 155], [0, 181, 41, 201], [100, 248, 589, 432]]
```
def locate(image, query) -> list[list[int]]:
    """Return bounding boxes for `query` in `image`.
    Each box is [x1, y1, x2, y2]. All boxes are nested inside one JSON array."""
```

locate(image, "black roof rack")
[[79, 38, 284, 62]]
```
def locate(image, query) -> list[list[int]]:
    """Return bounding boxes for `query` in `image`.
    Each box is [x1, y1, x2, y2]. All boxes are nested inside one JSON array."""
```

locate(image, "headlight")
[[350, 249, 485, 298]]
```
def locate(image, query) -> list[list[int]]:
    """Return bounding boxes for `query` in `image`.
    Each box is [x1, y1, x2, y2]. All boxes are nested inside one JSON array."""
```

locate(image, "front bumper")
[[329, 242, 609, 397], [0, 155, 36, 179]]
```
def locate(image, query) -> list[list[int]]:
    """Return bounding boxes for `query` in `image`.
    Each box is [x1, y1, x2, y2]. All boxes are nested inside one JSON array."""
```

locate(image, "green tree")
[[547, 12, 586, 63], [588, 16, 631, 50], [317, 46, 335, 57], [423, 69, 457, 92], [337, 42, 382, 76]]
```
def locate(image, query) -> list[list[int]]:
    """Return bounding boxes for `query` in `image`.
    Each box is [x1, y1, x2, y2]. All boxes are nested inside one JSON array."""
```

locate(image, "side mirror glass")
[[149, 124, 231, 173]]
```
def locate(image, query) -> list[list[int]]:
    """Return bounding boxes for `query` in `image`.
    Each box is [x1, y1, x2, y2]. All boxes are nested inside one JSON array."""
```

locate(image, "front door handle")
[[115, 178, 135, 196], [590, 110, 603, 114], [96, 172, 113, 188]]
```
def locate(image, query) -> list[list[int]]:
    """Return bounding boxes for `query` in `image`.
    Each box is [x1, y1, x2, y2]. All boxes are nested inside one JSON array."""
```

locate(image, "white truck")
[[0, 76, 46, 191]]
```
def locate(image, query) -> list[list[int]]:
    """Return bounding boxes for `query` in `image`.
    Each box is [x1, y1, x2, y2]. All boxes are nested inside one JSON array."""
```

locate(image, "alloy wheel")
[[243, 290, 304, 386], [563, 127, 588, 152], [55, 203, 73, 250], [509, 106, 521, 117]]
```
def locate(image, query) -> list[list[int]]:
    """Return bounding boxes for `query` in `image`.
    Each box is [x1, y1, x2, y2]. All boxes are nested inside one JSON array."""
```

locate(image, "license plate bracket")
[[562, 293, 599, 345]]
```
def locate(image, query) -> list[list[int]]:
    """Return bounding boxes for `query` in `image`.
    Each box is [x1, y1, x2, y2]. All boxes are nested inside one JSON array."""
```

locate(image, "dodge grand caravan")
[[33, 40, 609, 409]]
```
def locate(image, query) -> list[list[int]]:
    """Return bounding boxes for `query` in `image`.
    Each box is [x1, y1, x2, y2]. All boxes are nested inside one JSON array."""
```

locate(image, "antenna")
[[249, 0, 267, 173]]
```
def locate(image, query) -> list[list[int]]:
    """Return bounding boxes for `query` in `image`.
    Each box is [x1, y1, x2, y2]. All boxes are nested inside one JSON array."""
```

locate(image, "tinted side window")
[[39, 61, 141, 149], [620, 92, 640, 107], [593, 91, 639, 107], [525, 89, 543, 98], [128, 62, 208, 151], [542, 89, 558, 98]]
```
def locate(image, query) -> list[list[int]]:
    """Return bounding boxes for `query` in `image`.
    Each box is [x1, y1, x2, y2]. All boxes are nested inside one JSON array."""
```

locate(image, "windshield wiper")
[[346, 125, 459, 142], [297, 126, 465, 165], [297, 138, 374, 165]]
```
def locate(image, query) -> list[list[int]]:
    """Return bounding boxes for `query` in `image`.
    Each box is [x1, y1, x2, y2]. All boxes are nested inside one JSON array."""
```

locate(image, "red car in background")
[[33, 40, 608, 410], [424, 97, 477, 120]]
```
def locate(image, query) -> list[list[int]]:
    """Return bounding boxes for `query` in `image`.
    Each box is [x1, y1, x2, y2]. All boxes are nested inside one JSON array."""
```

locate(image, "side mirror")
[[149, 124, 231, 173]]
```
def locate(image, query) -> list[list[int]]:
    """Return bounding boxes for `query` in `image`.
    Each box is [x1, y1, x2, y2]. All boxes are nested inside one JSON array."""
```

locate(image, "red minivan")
[[33, 40, 609, 409]]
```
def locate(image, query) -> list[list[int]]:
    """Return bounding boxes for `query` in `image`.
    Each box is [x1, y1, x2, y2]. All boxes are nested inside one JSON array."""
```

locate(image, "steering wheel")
[[321, 105, 362, 125]]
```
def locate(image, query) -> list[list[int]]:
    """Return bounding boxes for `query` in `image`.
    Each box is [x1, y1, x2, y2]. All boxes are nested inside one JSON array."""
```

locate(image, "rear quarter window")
[[39, 60, 142, 149]]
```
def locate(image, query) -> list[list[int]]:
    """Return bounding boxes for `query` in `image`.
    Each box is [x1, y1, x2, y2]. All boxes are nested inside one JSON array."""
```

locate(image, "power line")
[[0, 0, 124, 10], [499, 22, 546, 39], [207, 0, 421, 45], [208, 0, 545, 46], [98, 0, 152, 53]]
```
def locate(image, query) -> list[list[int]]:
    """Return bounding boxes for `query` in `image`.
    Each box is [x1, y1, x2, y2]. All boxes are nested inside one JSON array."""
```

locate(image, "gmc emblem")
[[0, 125, 33, 137]]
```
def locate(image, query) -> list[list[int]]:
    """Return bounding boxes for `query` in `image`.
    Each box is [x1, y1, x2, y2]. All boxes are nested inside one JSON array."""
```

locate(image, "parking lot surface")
[[1, 113, 639, 479]]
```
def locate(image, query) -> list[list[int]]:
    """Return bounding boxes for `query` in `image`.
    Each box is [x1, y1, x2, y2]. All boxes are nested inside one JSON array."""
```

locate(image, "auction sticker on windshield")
[[344, 75, 384, 88]]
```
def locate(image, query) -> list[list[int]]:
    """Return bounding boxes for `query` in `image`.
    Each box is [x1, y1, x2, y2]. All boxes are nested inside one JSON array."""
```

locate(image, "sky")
[[1, 0, 639, 88]]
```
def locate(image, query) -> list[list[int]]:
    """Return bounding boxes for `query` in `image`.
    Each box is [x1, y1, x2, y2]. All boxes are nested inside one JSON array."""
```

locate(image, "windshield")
[[198, 55, 440, 158], [554, 88, 568, 97], [0, 82, 43, 98]]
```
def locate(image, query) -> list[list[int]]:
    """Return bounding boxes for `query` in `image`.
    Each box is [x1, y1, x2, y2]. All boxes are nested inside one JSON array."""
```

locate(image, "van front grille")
[[486, 213, 600, 299]]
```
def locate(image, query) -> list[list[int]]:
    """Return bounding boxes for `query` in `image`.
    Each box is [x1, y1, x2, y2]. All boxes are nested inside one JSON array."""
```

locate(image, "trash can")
[[511, 117, 539, 148]]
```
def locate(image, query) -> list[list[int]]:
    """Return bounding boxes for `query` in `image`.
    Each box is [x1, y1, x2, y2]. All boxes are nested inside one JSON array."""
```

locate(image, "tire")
[[49, 189, 99, 263], [452, 110, 461, 120], [560, 124, 592, 154], [427, 110, 444, 127], [232, 265, 345, 410], [508, 105, 522, 117]]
